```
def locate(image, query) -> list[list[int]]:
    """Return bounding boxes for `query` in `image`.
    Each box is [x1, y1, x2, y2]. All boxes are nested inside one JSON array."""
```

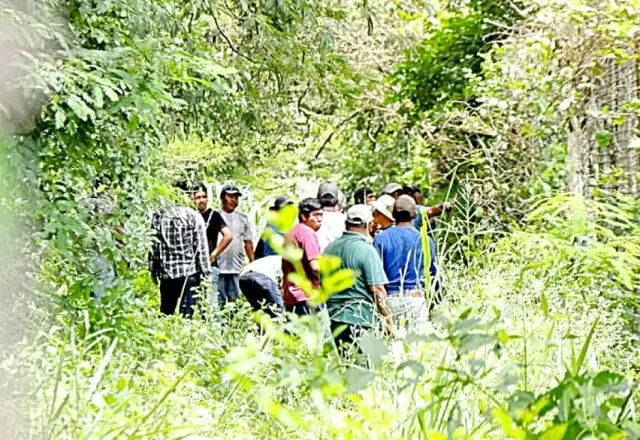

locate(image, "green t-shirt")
[[324, 232, 389, 327]]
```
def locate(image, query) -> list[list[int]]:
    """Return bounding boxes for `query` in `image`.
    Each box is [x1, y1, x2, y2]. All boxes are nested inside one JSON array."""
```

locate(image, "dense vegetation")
[[0, 0, 639, 438]]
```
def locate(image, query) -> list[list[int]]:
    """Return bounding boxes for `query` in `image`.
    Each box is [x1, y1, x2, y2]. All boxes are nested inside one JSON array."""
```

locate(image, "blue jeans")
[[239, 271, 283, 318], [218, 273, 241, 308]]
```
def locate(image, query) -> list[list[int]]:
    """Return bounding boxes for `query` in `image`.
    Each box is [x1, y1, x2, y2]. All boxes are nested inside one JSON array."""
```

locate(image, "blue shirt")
[[256, 225, 280, 259], [373, 226, 438, 294], [413, 205, 425, 230]]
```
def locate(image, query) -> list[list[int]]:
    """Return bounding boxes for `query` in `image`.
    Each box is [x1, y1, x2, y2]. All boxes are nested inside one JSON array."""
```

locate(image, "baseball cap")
[[382, 182, 403, 195], [370, 194, 394, 221], [317, 182, 339, 200], [394, 195, 417, 215], [270, 196, 293, 210], [346, 204, 373, 226], [220, 184, 242, 197]]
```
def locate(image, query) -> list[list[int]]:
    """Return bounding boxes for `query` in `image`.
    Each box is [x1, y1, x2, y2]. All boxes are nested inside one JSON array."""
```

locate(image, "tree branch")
[[313, 111, 360, 159], [211, 13, 257, 64]]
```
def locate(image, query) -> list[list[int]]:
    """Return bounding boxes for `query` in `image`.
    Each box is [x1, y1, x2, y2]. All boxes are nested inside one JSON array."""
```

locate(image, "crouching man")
[[239, 255, 284, 319]]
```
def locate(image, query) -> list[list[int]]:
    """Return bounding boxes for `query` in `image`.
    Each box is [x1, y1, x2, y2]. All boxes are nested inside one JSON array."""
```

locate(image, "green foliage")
[[392, 0, 525, 117]]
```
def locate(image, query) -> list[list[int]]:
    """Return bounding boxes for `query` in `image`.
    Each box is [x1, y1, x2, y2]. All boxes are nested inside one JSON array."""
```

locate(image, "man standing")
[[239, 255, 284, 318], [217, 184, 254, 308], [255, 196, 293, 259], [149, 189, 211, 318], [373, 195, 438, 328], [316, 182, 346, 252], [324, 205, 393, 354], [353, 187, 376, 206], [369, 194, 395, 236], [190, 182, 233, 292], [282, 198, 323, 315]]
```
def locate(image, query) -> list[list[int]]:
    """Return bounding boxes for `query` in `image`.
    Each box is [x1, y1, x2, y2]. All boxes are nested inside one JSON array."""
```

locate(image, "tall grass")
[[10, 194, 640, 439]]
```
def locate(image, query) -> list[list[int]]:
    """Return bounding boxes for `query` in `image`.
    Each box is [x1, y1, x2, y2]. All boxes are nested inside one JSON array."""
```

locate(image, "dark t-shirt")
[[201, 208, 227, 260]]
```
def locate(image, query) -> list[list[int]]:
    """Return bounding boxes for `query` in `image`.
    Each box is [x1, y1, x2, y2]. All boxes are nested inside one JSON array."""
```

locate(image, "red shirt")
[[281, 223, 321, 306]]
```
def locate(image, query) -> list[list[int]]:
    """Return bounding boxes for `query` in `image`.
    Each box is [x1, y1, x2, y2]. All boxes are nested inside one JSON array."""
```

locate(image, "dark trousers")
[[285, 300, 322, 316], [239, 271, 284, 318], [159, 273, 202, 318], [330, 321, 364, 355]]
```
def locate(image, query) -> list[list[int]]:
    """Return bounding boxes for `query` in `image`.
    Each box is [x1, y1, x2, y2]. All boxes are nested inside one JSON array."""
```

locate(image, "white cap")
[[346, 204, 373, 226]]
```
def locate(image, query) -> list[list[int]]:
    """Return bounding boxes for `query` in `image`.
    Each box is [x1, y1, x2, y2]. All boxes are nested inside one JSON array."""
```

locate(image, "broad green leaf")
[[345, 367, 376, 393], [67, 95, 95, 121], [317, 255, 342, 274], [269, 205, 298, 233], [55, 110, 66, 129], [458, 333, 494, 355], [359, 333, 388, 367], [321, 268, 355, 294], [281, 244, 303, 263], [539, 423, 567, 440]]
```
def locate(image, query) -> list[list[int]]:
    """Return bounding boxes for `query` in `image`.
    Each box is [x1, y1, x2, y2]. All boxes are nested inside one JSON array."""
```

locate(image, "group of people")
[[149, 180, 453, 352]]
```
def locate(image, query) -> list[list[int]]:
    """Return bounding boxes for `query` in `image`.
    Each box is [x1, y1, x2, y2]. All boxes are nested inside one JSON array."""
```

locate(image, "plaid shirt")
[[149, 206, 211, 280]]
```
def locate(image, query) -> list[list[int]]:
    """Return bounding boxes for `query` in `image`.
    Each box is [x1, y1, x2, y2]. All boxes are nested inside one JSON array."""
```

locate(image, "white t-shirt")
[[240, 255, 283, 285], [316, 210, 346, 253]]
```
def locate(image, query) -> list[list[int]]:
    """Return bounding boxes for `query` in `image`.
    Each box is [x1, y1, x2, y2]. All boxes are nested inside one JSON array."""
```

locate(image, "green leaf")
[[623, 421, 640, 438], [539, 423, 567, 440], [540, 292, 549, 317], [317, 255, 342, 274], [573, 317, 599, 375], [458, 333, 494, 355], [595, 130, 613, 149], [269, 205, 298, 233], [359, 333, 388, 367], [345, 367, 376, 393], [281, 244, 303, 263], [592, 371, 628, 394], [67, 95, 95, 121], [55, 110, 66, 129], [321, 269, 355, 294]]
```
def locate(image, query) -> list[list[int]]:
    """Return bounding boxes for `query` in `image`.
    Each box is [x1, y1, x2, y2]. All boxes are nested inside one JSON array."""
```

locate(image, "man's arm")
[[244, 240, 255, 262], [370, 284, 393, 337], [426, 199, 456, 218], [211, 226, 232, 263]]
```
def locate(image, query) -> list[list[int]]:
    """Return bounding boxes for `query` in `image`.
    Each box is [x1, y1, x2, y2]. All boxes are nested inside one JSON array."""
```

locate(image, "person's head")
[[220, 184, 242, 212], [353, 187, 376, 205], [298, 197, 323, 231], [190, 181, 208, 213], [317, 182, 340, 209], [403, 184, 424, 205], [370, 194, 395, 229], [345, 204, 374, 235], [382, 182, 404, 199], [393, 195, 417, 224], [270, 196, 293, 212]]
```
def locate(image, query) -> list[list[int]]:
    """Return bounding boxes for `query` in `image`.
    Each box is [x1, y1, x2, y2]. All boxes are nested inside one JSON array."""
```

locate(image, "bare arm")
[[244, 240, 255, 262], [211, 226, 232, 263], [309, 258, 320, 274], [370, 284, 394, 336]]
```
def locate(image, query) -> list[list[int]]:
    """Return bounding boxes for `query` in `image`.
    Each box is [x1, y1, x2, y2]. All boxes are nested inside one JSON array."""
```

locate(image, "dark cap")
[[383, 182, 403, 195], [317, 182, 339, 201], [270, 196, 293, 211], [220, 184, 242, 197], [393, 195, 416, 215]]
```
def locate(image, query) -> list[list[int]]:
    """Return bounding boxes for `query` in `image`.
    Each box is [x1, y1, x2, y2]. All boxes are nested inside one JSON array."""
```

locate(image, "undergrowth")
[[7, 195, 640, 439]]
